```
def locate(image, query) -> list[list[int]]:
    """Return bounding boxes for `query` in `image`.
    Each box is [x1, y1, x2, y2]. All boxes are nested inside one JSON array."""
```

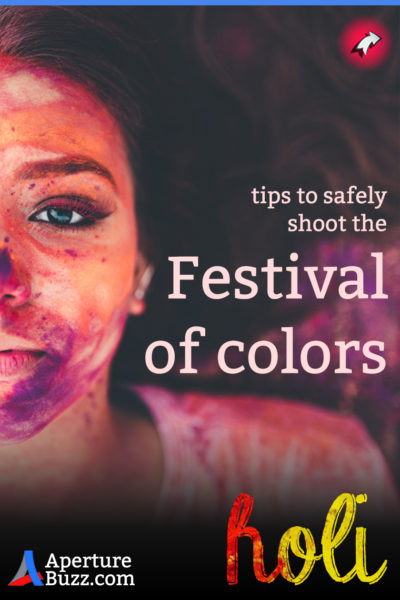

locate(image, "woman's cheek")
[[75, 305, 129, 374], [66, 247, 135, 327]]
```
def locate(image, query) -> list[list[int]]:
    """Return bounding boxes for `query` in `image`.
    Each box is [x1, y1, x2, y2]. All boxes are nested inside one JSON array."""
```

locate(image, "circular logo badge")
[[339, 18, 391, 70]]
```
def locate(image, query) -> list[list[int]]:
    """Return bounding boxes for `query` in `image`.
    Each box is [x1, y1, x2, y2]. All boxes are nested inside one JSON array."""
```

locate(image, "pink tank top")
[[134, 385, 399, 521]]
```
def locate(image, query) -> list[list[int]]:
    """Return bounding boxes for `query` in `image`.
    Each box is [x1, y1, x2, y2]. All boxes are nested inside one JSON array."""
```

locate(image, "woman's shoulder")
[[132, 385, 399, 519], [135, 384, 372, 448]]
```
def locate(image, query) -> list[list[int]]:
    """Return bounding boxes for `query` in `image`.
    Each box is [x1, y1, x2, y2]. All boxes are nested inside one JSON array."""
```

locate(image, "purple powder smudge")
[[64, 249, 78, 258], [0, 248, 12, 282]]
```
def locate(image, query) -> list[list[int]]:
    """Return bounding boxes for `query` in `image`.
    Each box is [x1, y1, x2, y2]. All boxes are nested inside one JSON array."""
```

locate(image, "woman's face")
[[0, 64, 138, 443]]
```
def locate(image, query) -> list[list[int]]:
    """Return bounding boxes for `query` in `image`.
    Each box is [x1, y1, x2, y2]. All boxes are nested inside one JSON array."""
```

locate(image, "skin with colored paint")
[[0, 63, 163, 518]]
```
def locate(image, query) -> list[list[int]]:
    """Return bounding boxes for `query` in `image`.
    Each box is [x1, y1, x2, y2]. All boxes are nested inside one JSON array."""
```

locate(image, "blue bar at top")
[[0, 0, 399, 6]]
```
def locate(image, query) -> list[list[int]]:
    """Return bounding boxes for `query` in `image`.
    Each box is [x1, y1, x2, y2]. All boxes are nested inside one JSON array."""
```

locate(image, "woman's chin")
[[0, 419, 49, 445], [0, 362, 110, 446], [0, 376, 72, 445]]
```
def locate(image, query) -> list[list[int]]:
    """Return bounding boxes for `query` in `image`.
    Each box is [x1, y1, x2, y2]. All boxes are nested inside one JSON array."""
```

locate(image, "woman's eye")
[[31, 208, 86, 226], [28, 196, 111, 228]]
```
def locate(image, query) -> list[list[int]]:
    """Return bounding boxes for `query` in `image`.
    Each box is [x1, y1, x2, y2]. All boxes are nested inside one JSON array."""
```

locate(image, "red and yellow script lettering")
[[227, 492, 387, 585]]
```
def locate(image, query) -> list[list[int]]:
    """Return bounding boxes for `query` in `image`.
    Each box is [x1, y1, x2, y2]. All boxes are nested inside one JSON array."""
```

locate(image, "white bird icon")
[[351, 31, 382, 57]]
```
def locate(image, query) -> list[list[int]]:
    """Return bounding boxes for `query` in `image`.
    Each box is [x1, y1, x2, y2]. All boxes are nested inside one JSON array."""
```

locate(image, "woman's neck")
[[0, 372, 163, 522]]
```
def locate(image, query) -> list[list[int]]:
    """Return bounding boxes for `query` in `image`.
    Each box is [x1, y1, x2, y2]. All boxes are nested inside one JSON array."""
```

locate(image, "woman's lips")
[[0, 350, 45, 377]]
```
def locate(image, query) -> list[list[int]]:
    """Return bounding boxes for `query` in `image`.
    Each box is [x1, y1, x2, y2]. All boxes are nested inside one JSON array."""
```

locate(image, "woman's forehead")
[[0, 63, 134, 200], [0, 63, 112, 123]]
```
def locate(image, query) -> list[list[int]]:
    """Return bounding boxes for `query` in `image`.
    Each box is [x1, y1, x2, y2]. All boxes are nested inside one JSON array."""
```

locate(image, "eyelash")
[[28, 195, 112, 229]]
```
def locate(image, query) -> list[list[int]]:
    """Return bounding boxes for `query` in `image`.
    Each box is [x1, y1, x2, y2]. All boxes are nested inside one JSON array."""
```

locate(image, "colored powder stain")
[[64, 249, 78, 258], [28, 183, 35, 190], [42, 316, 47, 321], [101, 257, 106, 263], [11, 127, 15, 132], [4, 237, 9, 243], [34, 293, 42, 299], [0, 248, 12, 282]]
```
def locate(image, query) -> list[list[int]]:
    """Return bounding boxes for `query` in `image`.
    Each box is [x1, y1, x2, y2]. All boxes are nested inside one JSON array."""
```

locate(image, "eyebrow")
[[16, 155, 116, 189]]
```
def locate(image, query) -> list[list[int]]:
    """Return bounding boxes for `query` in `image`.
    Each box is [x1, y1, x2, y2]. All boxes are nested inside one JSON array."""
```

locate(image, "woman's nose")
[[0, 247, 31, 307]]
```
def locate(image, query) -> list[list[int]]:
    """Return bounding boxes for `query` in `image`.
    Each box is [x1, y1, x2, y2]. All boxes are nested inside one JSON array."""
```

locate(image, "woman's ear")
[[129, 254, 154, 316]]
